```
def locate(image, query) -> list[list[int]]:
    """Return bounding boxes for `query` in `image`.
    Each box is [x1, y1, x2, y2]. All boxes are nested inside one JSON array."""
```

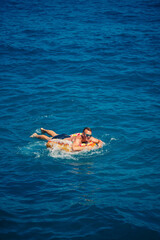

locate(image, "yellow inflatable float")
[[46, 139, 97, 152]]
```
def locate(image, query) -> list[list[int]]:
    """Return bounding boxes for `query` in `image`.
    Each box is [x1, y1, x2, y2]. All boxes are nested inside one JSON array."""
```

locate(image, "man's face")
[[83, 129, 92, 140]]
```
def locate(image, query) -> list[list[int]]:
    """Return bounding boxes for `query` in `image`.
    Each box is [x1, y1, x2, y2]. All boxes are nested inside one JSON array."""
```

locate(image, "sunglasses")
[[84, 133, 92, 138]]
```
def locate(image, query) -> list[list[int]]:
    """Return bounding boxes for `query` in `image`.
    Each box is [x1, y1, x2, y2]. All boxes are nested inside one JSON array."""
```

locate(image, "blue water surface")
[[0, 0, 160, 239]]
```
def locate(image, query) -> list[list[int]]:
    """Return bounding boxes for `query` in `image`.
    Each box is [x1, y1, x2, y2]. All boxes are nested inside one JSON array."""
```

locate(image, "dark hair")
[[83, 127, 92, 133]]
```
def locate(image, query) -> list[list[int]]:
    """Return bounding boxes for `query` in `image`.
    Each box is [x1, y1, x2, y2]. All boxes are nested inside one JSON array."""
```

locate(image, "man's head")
[[82, 127, 92, 140]]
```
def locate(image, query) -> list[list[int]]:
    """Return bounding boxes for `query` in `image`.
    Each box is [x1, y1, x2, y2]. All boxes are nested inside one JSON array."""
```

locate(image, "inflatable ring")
[[46, 140, 97, 152]]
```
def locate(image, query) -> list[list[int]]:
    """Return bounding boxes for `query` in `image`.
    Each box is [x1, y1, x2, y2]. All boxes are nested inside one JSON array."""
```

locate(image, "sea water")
[[0, 0, 160, 239]]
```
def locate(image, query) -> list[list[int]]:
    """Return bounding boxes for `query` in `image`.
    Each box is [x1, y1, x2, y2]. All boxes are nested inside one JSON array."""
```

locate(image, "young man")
[[30, 127, 103, 151]]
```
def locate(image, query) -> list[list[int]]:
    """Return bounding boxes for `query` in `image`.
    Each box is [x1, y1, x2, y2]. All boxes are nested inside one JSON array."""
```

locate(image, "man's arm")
[[72, 136, 91, 151], [90, 137, 103, 148]]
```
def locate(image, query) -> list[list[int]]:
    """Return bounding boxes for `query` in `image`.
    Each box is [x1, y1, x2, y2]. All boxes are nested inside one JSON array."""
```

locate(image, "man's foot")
[[41, 128, 46, 133], [30, 133, 38, 138]]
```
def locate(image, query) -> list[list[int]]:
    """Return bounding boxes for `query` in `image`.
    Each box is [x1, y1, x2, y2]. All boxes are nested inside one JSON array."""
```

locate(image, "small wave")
[[18, 141, 46, 158], [110, 137, 117, 141]]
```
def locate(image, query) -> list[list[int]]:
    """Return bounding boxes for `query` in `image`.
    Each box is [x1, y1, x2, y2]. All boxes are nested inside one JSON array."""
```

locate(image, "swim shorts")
[[52, 134, 70, 139]]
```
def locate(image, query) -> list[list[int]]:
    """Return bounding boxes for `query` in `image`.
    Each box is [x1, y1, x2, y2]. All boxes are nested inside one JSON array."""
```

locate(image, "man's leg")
[[30, 133, 51, 141], [41, 128, 58, 137]]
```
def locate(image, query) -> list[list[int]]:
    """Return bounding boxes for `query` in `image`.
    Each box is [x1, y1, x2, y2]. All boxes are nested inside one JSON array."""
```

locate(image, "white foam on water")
[[110, 137, 117, 141], [47, 141, 106, 160], [35, 128, 41, 134], [48, 148, 76, 160], [18, 141, 46, 158], [18, 138, 108, 161]]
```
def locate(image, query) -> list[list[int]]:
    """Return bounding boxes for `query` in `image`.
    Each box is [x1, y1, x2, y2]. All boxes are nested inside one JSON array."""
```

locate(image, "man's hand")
[[97, 140, 103, 148]]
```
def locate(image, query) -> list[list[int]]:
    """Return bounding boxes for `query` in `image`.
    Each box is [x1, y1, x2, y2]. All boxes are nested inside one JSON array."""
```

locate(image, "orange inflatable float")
[[46, 140, 97, 152]]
